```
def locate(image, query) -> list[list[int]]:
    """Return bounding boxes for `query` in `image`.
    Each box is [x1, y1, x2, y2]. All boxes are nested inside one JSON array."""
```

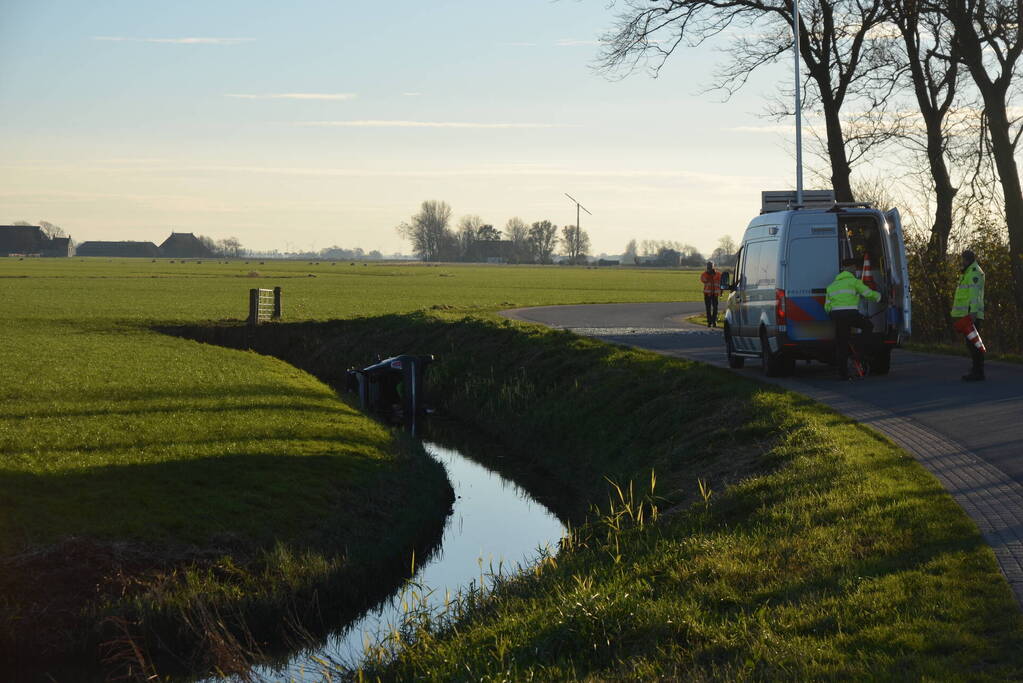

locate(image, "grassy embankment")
[[0, 258, 697, 678], [184, 313, 1023, 680]]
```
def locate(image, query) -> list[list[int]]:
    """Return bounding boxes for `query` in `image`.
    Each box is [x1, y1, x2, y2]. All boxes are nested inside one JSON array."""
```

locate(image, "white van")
[[721, 191, 912, 376]]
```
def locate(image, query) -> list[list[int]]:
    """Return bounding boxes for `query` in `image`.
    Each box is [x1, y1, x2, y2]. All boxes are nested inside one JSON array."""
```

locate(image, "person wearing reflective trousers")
[[951, 249, 986, 381], [700, 261, 722, 327], [825, 257, 882, 379]]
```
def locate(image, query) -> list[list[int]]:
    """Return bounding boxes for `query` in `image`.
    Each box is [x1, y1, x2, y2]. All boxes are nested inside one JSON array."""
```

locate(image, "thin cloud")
[[2, 161, 769, 185], [92, 36, 254, 45], [298, 120, 569, 129], [724, 124, 793, 134], [555, 38, 602, 47], [226, 93, 357, 100], [401, 92, 423, 97]]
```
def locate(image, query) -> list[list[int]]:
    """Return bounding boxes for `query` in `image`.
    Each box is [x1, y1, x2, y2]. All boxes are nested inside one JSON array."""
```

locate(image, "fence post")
[[273, 286, 282, 320], [248, 288, 259, 326]]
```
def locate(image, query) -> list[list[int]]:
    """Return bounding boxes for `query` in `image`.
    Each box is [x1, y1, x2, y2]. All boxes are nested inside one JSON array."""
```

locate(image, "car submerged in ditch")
[[721, 191, 912, 377]]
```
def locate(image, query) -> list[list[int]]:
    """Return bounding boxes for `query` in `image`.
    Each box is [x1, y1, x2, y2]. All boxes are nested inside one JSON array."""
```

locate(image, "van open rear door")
[[885, 208, 912, 337]]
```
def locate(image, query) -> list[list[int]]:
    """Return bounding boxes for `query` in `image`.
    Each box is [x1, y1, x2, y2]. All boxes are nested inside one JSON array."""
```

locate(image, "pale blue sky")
[[1, 0, 799, 255]]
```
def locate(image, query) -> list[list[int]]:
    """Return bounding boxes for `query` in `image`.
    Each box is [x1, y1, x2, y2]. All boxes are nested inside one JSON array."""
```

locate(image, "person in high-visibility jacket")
[[700, 261, 722, 328], [952, 249, 986, 381], [825, 257, 882, 379]]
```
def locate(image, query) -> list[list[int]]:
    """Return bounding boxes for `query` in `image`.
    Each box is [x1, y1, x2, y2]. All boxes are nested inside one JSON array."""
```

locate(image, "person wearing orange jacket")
[[700, 261, 722, 328]]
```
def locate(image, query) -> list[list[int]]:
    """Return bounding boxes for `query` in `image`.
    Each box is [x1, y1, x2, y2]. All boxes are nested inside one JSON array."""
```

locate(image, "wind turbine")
[[564, 193, 592, 236]]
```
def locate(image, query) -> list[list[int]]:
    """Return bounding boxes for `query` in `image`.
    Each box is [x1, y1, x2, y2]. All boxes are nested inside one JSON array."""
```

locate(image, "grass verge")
[[191, 313, 1023, 680], [904, 340, 1023, 365]]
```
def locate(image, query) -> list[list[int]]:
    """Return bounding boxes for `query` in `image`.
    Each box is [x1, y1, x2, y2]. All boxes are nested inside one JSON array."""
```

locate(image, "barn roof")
[[0, 225, 46, 255], [76, 241, 162, 257]]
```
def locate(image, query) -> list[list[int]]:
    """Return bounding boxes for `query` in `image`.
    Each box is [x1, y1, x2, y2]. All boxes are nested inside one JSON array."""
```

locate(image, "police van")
[[721, 191, 912, 376]]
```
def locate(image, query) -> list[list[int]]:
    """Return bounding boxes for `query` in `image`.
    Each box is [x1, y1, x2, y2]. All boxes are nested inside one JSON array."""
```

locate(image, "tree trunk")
[[984, 102, 1023, 314], [819, 88, 855, 201], [924, 118, 957, 257]]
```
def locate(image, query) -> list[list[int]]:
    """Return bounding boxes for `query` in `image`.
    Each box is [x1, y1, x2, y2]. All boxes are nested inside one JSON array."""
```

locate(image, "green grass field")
[[1, 258, 697, 543], [2, 256, 1021, 680], [0, 258, 699, 676]]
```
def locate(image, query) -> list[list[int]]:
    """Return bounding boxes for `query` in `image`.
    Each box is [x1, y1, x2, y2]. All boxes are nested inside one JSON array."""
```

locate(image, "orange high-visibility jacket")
[[700, 270, 722, 296]]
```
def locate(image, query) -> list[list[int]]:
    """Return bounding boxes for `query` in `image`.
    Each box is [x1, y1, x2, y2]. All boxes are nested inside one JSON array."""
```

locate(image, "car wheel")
[[760, 329, 789, 377]]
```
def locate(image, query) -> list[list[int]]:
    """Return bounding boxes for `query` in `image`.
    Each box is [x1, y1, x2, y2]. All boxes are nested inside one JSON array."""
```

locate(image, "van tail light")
[[775, 289, 786, 325]]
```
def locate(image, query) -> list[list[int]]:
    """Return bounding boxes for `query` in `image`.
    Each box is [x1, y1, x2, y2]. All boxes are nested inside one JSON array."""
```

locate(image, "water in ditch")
[[254, 440, 565, 680]]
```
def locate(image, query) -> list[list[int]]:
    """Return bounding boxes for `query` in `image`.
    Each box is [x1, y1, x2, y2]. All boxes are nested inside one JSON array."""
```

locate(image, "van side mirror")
[[720, 271, 731, 290]]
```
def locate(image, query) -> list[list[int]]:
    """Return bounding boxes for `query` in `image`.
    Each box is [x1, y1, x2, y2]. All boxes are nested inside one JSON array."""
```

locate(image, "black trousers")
[[967, 319, 985, 375], [830, 309, 873, 376], [704, 294, 719, 324]]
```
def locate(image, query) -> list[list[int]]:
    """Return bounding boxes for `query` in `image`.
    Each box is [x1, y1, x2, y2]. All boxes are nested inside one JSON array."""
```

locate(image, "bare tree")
[[528, 220, 558, 264], [505, 217, 531, 263], [37, 220, 67, 239], [940, 0, 1023, 310], [599, 0, 891, 201], [456, 214, 485, 260], [477, 224, 501, 241], [397, 200, 454, 262], [561, 224, 591, 264], [875, 0, 965, 258], [710, 234, 738, 266], [622, 238, 639, 264], [217, 237, 243, 257]]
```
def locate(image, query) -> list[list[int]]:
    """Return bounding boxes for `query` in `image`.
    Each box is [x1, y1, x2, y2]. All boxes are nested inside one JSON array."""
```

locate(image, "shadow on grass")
[[2, 433, 453, 680]]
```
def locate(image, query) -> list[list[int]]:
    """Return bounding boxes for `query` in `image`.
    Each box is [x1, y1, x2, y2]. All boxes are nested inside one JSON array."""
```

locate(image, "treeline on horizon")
[[396, 199, 738, 267]]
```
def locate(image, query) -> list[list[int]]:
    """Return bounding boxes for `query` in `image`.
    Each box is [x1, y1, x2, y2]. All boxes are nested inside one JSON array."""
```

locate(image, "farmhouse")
[[76, 241, 162, 258], [0, 225, 74, 257], [160, 232, 213, 258]]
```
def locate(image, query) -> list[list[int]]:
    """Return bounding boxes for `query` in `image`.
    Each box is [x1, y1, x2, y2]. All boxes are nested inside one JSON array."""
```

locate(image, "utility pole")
[[792, 0, 804, 206]]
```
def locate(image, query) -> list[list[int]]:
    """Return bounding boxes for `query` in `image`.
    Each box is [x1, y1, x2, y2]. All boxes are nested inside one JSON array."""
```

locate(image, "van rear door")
[[784, 215, 839, 341], [884, 208, 912, 337]]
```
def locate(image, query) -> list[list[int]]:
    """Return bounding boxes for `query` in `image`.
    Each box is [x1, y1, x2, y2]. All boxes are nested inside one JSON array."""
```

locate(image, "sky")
[[0, 0, 802, 256]]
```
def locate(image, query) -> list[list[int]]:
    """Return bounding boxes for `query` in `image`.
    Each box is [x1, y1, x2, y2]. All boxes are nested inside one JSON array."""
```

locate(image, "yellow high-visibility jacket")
[[951, 261, 985, 320], [824, 270, 880, 313]]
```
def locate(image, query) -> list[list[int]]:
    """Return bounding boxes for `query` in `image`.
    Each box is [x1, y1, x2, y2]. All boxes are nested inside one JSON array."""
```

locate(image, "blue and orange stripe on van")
[[785, 295, 834, 341]]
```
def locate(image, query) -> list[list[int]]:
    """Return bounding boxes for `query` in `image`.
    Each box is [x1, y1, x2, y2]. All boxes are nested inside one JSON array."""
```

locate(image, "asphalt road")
[[503, 301, 1023, 604]]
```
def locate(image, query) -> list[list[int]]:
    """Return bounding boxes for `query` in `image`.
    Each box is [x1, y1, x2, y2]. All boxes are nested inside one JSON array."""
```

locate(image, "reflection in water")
[[259, 441, 565, 679]]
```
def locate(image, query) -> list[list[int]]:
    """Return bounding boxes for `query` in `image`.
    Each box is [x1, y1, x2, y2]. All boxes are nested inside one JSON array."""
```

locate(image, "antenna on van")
[[564, 193, 592, 236], [793, 0, 804, 207]]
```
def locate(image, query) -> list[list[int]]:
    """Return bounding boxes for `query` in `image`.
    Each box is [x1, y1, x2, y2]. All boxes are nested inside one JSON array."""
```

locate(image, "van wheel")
[[725, 326, 744, 368], [760, 329, 791, 377], [871, 348, 892, 375]]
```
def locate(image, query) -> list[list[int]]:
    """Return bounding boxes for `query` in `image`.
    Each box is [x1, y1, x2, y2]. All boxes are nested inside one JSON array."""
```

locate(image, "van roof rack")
[[827, 201, 875, 212], [761, 190, 836, 214]]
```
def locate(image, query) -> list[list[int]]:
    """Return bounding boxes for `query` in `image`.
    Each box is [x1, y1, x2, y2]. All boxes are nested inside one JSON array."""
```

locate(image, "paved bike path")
[[502, 302, 1023, 607]]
